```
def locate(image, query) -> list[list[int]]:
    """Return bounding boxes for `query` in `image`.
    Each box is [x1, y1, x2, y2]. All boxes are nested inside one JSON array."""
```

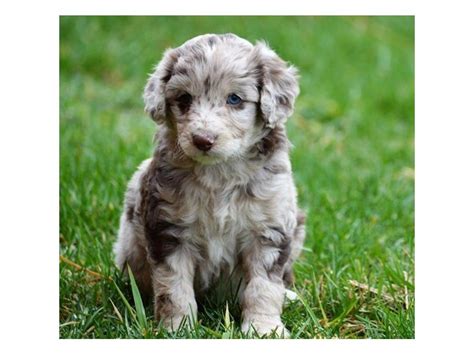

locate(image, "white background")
[[0, 0, 473, 353]]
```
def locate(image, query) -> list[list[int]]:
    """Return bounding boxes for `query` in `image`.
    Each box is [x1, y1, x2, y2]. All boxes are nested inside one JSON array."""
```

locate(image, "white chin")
[[191, 153, 224, 165]]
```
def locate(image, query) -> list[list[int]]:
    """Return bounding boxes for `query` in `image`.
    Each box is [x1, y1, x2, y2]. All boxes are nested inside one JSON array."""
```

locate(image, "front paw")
[[155, 294, 197, 332], [161, 313, 195, 331], [241, 315, 290, 338]]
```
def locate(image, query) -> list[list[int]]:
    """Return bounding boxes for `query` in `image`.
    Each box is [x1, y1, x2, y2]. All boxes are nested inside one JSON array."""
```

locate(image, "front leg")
[[140, 164, 198, 331], [150, 245, 197, 331], [240, 227, 291, 337]]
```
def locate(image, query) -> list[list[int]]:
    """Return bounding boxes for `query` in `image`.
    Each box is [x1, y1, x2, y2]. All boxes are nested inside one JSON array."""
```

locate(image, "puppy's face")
[[165, 35, 262, 164], [144, 34, 299, 164]]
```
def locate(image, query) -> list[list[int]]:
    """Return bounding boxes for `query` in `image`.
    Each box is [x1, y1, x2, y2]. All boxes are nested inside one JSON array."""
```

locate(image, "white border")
[[57, 0, 416, 15]]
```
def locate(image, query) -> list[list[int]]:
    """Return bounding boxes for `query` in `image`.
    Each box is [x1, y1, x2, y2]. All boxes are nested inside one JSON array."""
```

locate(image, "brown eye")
[[177, 92, 192, 105]]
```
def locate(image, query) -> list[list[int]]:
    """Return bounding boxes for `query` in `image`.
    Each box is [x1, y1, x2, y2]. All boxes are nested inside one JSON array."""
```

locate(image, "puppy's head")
[[144, 33, 299, 164]]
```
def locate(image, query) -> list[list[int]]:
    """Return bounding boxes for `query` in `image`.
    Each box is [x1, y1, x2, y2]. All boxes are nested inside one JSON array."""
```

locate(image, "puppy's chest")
[[180, 184, 254, 280]]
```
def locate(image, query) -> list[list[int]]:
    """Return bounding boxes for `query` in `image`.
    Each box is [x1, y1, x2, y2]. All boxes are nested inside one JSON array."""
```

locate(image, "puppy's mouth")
[[179, 139, 225, 165]]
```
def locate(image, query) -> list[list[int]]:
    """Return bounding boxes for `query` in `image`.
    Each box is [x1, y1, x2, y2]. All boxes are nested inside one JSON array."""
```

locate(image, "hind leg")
[[283, 210, 306, 287], [114, 159, 154, 298], [114, 212, 153, 299]]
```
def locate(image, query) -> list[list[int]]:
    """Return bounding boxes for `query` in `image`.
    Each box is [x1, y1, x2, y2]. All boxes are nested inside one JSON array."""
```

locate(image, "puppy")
[[114, 33, 305, 337]]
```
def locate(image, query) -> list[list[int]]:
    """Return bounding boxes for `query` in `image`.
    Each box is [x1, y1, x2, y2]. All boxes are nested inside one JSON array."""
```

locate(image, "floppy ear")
[[254, 41, 300, 129], [143, 48, 179, 123]]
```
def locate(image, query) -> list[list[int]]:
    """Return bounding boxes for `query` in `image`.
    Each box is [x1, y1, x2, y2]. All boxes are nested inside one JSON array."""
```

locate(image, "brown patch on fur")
[[173, 66, 188, 77], [240, 253, 253, 286], [203, 76, 210, 95], [257, 126, 289, 156], [267, 237, 291, 280], [176, 93, 193, 115], [147, 81, 155, 92], [139, 158, 185, 264], [296, 209, 306, 225], [281, 209, 306, 287], [207, 36, 217, 47], [264, 163, 288, 175], [283, 268, 294, 287], [244, 183, 256, 198], [195, 242, 209, 265], [154, 293, 175, 322], [127, 257, 153, 301], [269, 226, 285, 237], [270, 67, 284, 77], [161, 73, 172, 83], [126, 205, 135, 222], [149, 108, 157, 120], [161, 50, 180, 84], [262, 227, 291, 281], [164, 105, 175, 128], [276, 95, 290, 107], [255, 63, 264, 92], [146, 221, 182, 263], [138, 158, 157, 216], [156, 163, 189, 191]]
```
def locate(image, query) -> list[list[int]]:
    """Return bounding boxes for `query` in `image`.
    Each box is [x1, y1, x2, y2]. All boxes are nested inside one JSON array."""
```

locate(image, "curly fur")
[[114, 33, 305, 337]]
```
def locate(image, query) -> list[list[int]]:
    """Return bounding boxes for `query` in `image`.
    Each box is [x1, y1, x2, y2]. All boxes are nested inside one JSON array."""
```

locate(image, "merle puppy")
[[114, 33, 305, 337]]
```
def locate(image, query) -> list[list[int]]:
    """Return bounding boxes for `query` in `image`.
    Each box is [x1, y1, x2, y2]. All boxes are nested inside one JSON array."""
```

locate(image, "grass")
[[59, 16, 414, 339]]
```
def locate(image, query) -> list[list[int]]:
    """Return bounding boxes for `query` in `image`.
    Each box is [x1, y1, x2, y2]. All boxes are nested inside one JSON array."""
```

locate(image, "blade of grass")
[[313, 272, 328, 326], [327, 297, 358, 329], [109, 298, 123, 324], [293, 318, 311, 338], [60, 255, 111, 281], [127, 264, 148, 334], [199, 325, 223, 338], [224, 302, 231, 329], [222, 302, 232, 339], [294, 289, 319, 327], [112, 279, 137, 323], [83, 307, 103, 333]]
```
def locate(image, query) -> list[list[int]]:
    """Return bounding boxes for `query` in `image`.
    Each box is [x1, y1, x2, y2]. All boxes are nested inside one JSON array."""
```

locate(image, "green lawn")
[[60, 16, 414, 339]]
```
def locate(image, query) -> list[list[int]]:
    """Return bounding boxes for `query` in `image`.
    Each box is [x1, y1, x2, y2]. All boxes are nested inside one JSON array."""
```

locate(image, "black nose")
[[192, 134, 216, 152]]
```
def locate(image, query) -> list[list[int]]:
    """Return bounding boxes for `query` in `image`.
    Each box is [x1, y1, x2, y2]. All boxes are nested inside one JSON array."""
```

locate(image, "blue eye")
[[226, 93, 242, 105]]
